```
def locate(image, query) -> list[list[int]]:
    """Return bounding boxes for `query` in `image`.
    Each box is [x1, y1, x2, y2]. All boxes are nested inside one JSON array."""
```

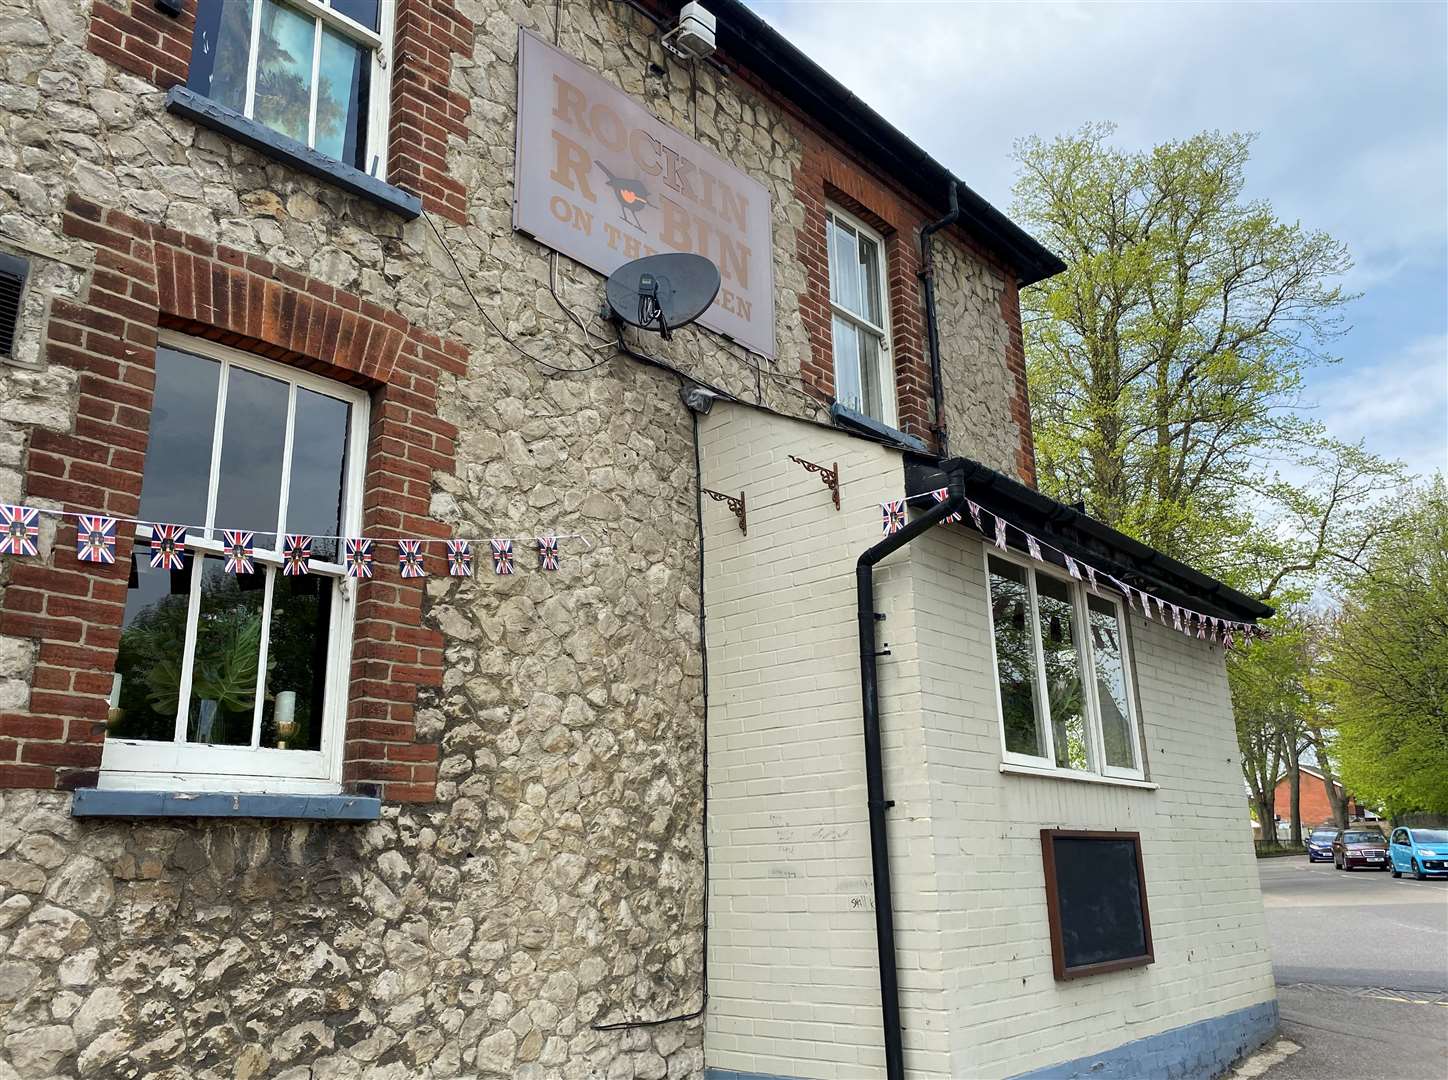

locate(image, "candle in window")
[[274, 690, 297, 748]]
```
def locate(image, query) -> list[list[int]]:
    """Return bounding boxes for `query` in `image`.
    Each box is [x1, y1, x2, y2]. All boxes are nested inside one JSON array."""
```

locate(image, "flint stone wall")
[[0, 0, 1026, 1075]]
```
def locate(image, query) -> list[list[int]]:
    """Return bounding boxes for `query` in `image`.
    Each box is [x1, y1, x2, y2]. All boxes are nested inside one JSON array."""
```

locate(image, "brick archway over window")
[[0, 195, 465, 799]]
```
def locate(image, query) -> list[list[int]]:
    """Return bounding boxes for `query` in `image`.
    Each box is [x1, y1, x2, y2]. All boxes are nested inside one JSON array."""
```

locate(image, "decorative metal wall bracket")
[[703, 488, 746, 535], [788, 455, 840, 510]]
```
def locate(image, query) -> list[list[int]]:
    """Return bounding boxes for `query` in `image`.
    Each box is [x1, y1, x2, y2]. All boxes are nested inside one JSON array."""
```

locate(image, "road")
[[1254, 857, 1448, 1080]]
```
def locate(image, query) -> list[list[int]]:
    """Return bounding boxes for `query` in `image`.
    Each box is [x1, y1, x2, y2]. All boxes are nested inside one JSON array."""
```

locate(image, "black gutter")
[[702, 1, 1066, 286], [904, 456, 1274, 623], [919, 181, 960, 455], [857, 456, 973, 1080]]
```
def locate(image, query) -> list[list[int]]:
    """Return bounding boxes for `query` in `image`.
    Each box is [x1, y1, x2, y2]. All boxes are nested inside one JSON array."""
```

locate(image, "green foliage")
[[1229, 613, 1312, 832], [1322, 480, 1448, 815], [1012, 124, 1399, 600]]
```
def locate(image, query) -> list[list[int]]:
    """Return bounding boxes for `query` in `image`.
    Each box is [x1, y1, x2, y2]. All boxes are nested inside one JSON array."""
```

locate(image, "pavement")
[[1251, 856, 1448, 1080]]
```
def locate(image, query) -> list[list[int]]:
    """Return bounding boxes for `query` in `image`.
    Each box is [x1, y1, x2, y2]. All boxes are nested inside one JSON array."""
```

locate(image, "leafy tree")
[[1322, 480, 1448, 815], [1012, 124, 1399, 598], [1230, 615, 1312, 846]]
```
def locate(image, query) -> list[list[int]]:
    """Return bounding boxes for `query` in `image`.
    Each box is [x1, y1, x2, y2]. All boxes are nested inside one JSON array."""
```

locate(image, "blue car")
[[1305, 825, 1337, 862], [1388, 827, 1448, 880]]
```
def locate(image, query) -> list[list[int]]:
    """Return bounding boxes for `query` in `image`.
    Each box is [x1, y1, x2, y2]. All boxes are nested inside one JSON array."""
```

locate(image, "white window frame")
[[982, 546, 1146, 783], [825, 204, 897, 427], [99, 331, 369, 794], [206, 0, 394, 177]]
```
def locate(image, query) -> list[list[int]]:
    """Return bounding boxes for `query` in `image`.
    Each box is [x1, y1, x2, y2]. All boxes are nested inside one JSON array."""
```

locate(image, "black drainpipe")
[[919, 182, 960, 457], [857, 456, 971, 1080]]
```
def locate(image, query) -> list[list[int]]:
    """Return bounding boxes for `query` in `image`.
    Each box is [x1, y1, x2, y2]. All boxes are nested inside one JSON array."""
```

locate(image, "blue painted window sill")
[[164, 85, 421, 220], [71, 788, 381, 821]]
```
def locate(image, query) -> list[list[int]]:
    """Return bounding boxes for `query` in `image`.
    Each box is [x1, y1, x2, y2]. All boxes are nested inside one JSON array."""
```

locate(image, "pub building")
[[0, 1, 1275, 1077]]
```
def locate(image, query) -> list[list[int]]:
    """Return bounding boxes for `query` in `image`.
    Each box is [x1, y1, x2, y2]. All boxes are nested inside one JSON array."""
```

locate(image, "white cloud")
[[1310, 334, 1448, 479]]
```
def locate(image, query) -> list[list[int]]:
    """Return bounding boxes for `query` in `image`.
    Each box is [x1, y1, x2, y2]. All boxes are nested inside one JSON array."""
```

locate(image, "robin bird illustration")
[[594, 160, 653, 231]]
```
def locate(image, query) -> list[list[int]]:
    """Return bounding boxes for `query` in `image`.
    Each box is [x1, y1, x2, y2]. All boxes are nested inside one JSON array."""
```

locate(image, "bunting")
[[1025, 535, 1043, 562], [76, 516, 117, 565], [966, 499, 984, 532], [345, 538, 374, 579], [0, 505, 40, 557], [398, 539, 427, 579], [930, 488, 963, 524], [881, 500, 907, 536], [446, 539, 472, 577], [148, 524, 187, 571], [491, 539, 515, 575], [282, 535, 311, 576], [537, 535, 560, 571], [222, 530, 254, 575]]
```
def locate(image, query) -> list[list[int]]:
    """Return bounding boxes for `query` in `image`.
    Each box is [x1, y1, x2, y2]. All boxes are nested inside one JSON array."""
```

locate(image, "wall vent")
[[0, 252, 29, 359]]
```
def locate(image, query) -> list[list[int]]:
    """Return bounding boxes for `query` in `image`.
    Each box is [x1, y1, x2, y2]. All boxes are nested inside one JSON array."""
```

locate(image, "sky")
[[745, 0, 1448, 480]]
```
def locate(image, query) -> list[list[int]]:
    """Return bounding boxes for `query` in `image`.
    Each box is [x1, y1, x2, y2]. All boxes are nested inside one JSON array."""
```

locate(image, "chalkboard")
[[1040, 830, 1154, 980]]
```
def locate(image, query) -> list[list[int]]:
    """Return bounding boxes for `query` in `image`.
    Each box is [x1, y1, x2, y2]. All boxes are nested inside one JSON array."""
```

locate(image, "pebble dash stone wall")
[[0, 0, 1031, 1075]]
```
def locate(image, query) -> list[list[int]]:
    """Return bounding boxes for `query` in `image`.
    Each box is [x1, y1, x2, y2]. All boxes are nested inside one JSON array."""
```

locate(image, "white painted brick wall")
[[699, 403, 1275, 1080]]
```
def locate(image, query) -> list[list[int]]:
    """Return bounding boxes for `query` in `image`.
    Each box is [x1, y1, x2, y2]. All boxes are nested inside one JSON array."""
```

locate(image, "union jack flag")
[[537, 535, 559, 571], [0, 504, 40, 557], [345, 538, 374, 579], [1084, 564, 1099, 592], [282, 534, 312, 576], [445, 539, 472, 577], [1063, 554, 1082, 580], [75, 516, 117, 565], [1025, 535, 1043, 562], [1197, 613, 1207, 639], [930, 488, 962, 524], [398, 539, 427, 578], [966, 499, 984, 532], [490, 539, 514, 575], [881, 500, 906, 536], [148, 524, 187, 571], [222, 530, 254, 575], [992, 514, 1007, 550]]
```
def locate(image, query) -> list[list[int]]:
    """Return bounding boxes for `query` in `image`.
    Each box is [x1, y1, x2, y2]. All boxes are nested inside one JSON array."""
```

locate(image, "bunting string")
[[889, 488, 1265, 648], [0, 500, 591, 581]]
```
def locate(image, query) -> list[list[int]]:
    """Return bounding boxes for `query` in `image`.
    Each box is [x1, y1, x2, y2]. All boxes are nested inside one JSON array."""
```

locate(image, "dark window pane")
[[1089, 595, 1136, 769], [316, 25, 371, 170], [185, 556, 266, 746], [989, 557, 1044, 758], [188, 0, 254, 113], [331, 0, 379, 31], [260, 572, 333, 752], [138, 347, 220, 528], [254, 0, 316, 145], [284, 388, 350, 562], [1037, 574, 1088, 770], [213, 365, 290, 544], [112, 553, 194, 742]]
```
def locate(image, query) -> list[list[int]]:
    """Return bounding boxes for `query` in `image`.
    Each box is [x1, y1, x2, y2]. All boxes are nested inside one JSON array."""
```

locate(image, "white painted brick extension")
[[698, 402, 1276, 1080]]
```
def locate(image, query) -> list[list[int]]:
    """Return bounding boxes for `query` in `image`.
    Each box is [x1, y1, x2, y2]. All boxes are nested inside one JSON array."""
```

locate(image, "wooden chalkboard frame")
[[1040, 829, 1154, 980]]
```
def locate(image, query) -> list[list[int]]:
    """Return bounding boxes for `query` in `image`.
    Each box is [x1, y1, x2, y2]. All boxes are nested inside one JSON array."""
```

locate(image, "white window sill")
[[998, 762, 1158, 790]]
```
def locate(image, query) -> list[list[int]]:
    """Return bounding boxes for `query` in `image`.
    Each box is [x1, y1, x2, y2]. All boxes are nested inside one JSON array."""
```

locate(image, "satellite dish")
[[606, 253, 721, 340]]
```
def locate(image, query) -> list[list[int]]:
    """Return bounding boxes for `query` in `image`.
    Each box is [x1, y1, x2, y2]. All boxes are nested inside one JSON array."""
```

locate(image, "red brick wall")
[[999, 276, 1037, 486], [387, 0, 475, 225], [1272, 774, 1358, 826], [84, 0, 474, 224], [0, 195, 465, 800], [86, 0, 192, 89], [785, 96, 1036, 479]]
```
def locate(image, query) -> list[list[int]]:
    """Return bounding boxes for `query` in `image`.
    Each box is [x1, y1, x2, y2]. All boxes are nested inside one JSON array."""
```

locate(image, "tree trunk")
[[1313, 737, 1350, 827], [1286, 739, 1303, 846], [1253, 795, 1277, 849]]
